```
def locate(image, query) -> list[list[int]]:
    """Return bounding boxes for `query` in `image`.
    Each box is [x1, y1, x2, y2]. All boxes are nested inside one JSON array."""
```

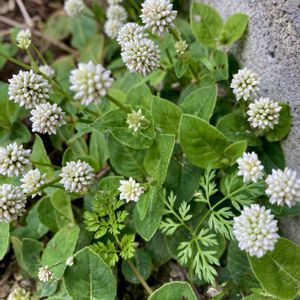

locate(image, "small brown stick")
[[15, 0, 34, 28]]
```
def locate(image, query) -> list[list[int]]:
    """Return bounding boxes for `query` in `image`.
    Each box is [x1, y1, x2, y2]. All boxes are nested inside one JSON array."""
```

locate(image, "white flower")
[[117, 22, 146, 48], [38, 265, 53, 283], [266, 168, 300, 207], [69, 61, 114, 106], [118, 177, 144, 202], [233, 204, 279, 258], [230, 68, 260, 101], [140, 0, 177, 35], [30, 102, 66, 135], [60, 160, 95, 193], [126, 109, 146, 132], [7, 287, 30, 300], [237, 152, 264, 183], [16, 29, 31, 50], [66, 256, 74, 266], [20, 169, 46, 198], [64, 0, 84, 17], [107, 5, 127, 22], [247, 97, 282, 130], [104, 19, 123, 39], [206, 287, 220, 298], [39, 65, 55, 78], [0, 184, 27, 223], [0, 143, 31, 177], [8, 70, 51, 109], [121, 37, 160, 76], [175, 40, 188, 56]]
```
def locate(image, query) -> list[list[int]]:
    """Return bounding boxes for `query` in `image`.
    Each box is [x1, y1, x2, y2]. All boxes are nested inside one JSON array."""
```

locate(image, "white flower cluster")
[[118, 177, 144, 202], [7, 287, 30, 300], [140, 0, 177, 35], [38, 265, 53, 283], [20, 169, 46, 198], [39, 64, 55, 78], [126, 109, 146, 132], [233, 204, 279, 258], [59, 160, 95, 193], [0, 142, 31, 177], [64, 0, 84, 17], [104, 0, 127, 39], [175, 40, 188, 57], [237, 152, 264, 183], [69, 61, 114, 106], [247, 97, 281, 130], [117, 23, 146, 49], [8, 70, 51, 109], [16, 29, 31, 50], [230, 68, 259, 101], [30, 102, 66, 135], [0, 184, 27, 223], [266, 168, 300, 208]]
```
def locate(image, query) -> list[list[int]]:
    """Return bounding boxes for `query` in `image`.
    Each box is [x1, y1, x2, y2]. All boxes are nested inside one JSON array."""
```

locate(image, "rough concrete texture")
[[198, 0, 300, 243]]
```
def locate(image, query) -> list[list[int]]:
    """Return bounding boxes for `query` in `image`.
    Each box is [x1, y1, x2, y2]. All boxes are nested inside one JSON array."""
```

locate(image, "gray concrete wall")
[[198, 0, 300, 243]]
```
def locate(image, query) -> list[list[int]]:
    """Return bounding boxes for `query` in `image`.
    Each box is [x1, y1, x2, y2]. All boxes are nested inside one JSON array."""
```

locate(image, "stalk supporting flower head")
[[266, 168, 300, 207], [60, 160, 95, 193], [20, 169, 46, 198], [30, 102, 66, 135], [127, 109, 147, 132], [117, 22, 146, 48], [233, 204, 279, 258], [0, 184, 27, 223], [38, 265, 53, 283], [104, 19, 124, 39], [0, 142, 31, 177], [8, 70, 51, 109], [7, 287, 30, 300], [39, 65, 55, 78], [121, 38, 160, 76], [70, 61, 114, 106], [64, 0, 84, 17], [230, 68, 259, 101], [237, 152, 264, 183], [247, 97, 281, 130], [140, 0, 177, 35], [118, 177, 144, 202], [16, 29, 31, 50], [107, 4, 128, 22]]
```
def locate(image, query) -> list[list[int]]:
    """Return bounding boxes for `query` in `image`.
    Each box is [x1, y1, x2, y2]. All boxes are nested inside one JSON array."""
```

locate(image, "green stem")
[[129, 0, 140, 12], [106, 94, 131, 113], [82, 106, 100, 117], [25, 48, 39, 71], [31, 161, 60, 169], [30, 44, 48, 65], [0, 51, 31, 70], [26, 177, 61, 198], [170, 27, 181, 41]]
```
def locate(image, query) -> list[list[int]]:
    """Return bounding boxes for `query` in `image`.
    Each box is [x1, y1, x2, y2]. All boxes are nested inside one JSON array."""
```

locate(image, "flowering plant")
[[0, 1, 299, 299]]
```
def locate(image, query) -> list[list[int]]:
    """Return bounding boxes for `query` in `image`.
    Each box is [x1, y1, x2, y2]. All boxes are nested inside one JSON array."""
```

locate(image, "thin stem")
[[129, 0, 140, 12], [106, 94, 131, 113], [83, 106, 101, 117], [31, 161, 60, 169], [31, 44, 48, 65], [25, 48, 39, 70], [26, 177, 61, 198], [0, 51, 31, 70], [170, 27, 181, 41]]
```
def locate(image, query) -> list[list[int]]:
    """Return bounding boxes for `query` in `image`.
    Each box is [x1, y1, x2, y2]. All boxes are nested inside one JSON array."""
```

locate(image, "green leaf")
[[179, 114, 230, 168], [180, 85, 217, 120], [136, 185, 159, 220], [89, 131, 109, 170], [249, 238, 300, 299], [122, 249, 153, 284], [224, 140, 247, 165], [126, 83, 153, 110], [44, 14, 71, 40], [151, 96, 183, 136], [220, 13, 249, 45], [190, 2, 223, 48], [9, 121, 31, 144], [42, 225, 79, 279], [0, 221, 9, 260], [149, 281, 197, 300], [79, 35, 105, 63], [144, 134, 175, 185], [64, 247, 116, 300], [265, 103, 291, 142], [174, 60, 189, 78]]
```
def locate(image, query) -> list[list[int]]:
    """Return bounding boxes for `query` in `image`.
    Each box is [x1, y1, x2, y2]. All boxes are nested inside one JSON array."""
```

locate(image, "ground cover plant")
[[0, 0, 300, 299]]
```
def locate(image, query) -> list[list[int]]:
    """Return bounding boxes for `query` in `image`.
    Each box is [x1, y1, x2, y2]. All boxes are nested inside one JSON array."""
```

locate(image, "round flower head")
[[0, 184, 27, 223], [121, 37, 160, 76], [30, 102, 66, 135], [104, 19, 123, 39], [60, 160, 95, 193], [8, 287, 30, 300], [266, 168, 300, 207], [230, 68, 259, 101], [237, 152, 264, 183], [140, 0, 177, 35], [16, 29, 31, 50], [175, 40, 188, 57], [126, 109, 147, 132], [39, 65, 55, 78], [117, 22, 146, 48], [118, 177, 144, 202], [107, 5, 127, 22], [20, 169, 46, 198], [69, 61, 114, 106], [38, 265, 53, 283], [66, 256, 74, 266], [64, 0, 84, 17], [233, 204, 279, 258], [0, 143, 31, 177], [8, 70, 51, 109], [247, 97, 281, 130]]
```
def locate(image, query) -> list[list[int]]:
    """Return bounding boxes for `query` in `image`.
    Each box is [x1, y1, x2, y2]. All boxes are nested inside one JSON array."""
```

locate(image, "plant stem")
[[106, 94, 131, 113], [0, 51, 31, 70], [30, 44, 48, 65], [26, 177, 61, 198], [170, 27, 181, 41], [129, 0, 140, 12], [83, 106, 101, 117]]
